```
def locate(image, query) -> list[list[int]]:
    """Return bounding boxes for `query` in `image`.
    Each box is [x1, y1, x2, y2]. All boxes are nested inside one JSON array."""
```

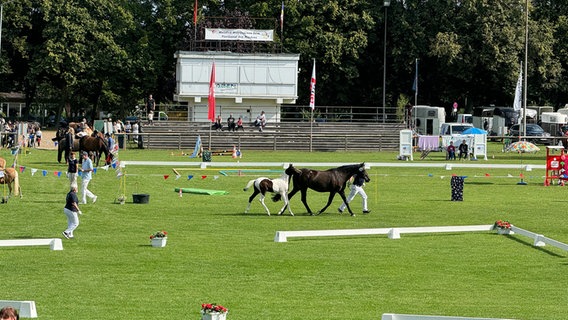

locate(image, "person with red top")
[[447, 141, 456, 160]]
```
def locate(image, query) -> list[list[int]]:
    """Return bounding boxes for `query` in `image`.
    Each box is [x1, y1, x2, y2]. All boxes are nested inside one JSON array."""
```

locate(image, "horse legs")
[[277, 192, 294, 216], [258, 193, 271, 216], [299, 188, 313, 215], [316, 192, 337, 215], [245, 190, 260, 213]]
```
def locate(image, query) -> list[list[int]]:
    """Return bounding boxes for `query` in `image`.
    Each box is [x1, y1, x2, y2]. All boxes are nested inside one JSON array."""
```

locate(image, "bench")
[[0, 300, 38, 318], [0, 238, 64, 250]]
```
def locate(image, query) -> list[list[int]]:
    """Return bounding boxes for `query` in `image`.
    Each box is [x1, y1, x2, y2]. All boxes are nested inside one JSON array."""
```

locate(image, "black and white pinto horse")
[[243, 164, 295, 216], [286, 163, 370, 216]]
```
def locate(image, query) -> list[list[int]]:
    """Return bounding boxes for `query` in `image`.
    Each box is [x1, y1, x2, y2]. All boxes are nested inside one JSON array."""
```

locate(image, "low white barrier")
[[0, 300, 38, 318], [274, 225, 494, 243], [0, 238, 63, 250], [275, 224, 568, 253], [382, 313, 515, 320], [509, 226, 568, 251]]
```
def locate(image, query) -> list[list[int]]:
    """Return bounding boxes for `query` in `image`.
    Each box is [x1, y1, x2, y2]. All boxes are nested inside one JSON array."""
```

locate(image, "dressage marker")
[[274, 224, 568, 254]]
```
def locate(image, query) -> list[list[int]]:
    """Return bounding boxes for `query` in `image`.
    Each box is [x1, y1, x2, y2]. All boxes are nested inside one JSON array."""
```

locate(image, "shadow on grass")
[[503, 234, 565, 258]]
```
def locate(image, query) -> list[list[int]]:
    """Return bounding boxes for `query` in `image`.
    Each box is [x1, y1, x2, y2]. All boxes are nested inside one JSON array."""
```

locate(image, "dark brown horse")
[[287, 163, 370, 216], [57, 135, 111, 166]]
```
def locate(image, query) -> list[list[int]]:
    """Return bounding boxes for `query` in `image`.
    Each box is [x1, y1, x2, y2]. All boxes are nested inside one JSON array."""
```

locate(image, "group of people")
[[211, 111, 267, 132], [0, 119, 42, 149], [212, 114, 245, 132], [447, 140, 469, 160]]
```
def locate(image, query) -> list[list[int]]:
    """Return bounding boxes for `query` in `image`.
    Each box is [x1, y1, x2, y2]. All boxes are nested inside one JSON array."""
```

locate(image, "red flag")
[[309, 60, 316, 110], [193, 0, 198, 26], [208, 62, 216, 122], [164, 175, 169, 180]]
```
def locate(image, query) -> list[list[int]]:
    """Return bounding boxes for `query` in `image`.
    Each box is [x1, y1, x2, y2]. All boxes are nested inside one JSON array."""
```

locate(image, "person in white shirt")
[[79, 151, 97, 204]]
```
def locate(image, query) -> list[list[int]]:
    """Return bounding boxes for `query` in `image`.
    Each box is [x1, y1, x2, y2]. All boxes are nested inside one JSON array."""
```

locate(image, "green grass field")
[[1, 143, 567, 319]]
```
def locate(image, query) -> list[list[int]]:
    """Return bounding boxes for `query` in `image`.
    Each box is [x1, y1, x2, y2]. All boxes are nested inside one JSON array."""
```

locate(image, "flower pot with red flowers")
[[201, 303, 228, 320], [150, 230, 168, 247], [493, 220, 512, 235]]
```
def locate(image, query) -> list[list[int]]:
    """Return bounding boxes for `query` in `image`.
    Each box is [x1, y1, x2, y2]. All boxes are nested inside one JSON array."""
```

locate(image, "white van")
[[440, 122, 474, 135]]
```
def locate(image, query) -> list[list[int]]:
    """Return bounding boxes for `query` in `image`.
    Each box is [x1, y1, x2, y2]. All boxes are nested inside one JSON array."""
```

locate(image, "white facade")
[[174, 51, 300, 123]]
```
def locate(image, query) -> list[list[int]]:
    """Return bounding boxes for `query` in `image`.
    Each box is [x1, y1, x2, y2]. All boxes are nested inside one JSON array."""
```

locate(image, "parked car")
[[509, 123, 551, 144], [440, 122, 474, 135]]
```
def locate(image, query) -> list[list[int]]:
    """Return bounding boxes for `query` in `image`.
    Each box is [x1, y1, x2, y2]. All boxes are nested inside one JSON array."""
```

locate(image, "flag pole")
[[522, 0, 528, 138], [208, 61, 216, 151], [414, 58, 418, 106], [309, 59, 316, 152], [280, 1, 284, 52], [193, 0, 198, 50]]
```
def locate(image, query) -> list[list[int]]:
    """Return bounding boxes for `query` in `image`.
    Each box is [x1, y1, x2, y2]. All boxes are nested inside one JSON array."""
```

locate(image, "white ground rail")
[[382, 313, 515, 320], [0, 238, 63, 250]]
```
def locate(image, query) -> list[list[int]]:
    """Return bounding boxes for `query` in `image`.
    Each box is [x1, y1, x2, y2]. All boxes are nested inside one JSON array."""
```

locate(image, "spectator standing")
[[79, 151, 97, 204], [146, 94, 155, 125], [67, 152, 79, 188], [338, 170, 371, 214], [65, 127, 74, 162], [62, 185, 82, 239], [35, 128, 42, 147]]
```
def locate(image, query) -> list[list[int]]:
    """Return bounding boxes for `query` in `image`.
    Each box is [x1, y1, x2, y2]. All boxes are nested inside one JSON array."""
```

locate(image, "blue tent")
[[462, 127, 487, 135]]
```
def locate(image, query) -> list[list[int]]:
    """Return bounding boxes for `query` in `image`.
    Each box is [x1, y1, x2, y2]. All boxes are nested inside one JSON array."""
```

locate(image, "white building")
[[174, 51, 300, 123]]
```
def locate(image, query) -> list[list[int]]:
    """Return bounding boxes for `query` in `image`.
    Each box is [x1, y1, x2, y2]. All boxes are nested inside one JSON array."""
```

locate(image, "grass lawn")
[[1, 142, 567, 319]]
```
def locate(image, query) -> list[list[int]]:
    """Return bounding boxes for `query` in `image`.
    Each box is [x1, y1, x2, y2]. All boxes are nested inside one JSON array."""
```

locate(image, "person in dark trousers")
[[227, 114, 236, 132], [447, 141, 456, 160], [67, 152, 79, 188], [458, 139, 468, 160], [338, 170, 371, 214], [146, 94, 155, 125]]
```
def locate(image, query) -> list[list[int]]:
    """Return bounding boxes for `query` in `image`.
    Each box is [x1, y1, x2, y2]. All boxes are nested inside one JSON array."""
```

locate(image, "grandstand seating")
[[131, 121, 404, 151]]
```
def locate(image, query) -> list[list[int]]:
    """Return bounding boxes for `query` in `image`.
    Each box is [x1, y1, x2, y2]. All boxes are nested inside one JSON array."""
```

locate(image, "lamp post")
[[0, 0, 15, 60], [382, 0, 390, 124]]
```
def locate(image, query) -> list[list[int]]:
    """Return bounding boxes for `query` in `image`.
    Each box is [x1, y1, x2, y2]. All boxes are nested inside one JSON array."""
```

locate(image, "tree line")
[[0, 0, 566, 122]]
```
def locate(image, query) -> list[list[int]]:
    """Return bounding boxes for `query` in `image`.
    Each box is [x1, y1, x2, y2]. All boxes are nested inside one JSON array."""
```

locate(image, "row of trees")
[[0, 0, 567, 122]]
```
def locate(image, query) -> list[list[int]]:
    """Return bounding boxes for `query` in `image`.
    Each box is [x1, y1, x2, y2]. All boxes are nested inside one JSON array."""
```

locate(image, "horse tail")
[[243, 179, 256, 191], [272, 193, 282, 202]]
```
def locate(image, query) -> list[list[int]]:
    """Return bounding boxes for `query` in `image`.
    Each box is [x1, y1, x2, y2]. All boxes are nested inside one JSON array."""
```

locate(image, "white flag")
[[309, 60, 316, 110], [513, 63, 522, 111]]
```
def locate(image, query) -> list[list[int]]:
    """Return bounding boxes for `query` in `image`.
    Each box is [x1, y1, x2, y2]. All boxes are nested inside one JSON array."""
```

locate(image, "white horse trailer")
[[413, 105, 445, 135], [540, 112, 568, 136]]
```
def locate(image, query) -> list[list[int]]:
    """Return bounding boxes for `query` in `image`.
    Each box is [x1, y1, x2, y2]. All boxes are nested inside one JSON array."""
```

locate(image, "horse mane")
[[334, 163, 365, 172]]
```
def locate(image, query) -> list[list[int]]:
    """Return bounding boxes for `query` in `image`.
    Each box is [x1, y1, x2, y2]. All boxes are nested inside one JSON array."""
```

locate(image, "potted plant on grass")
[[201, 303, 228, 320], [493, 220, 512, 235], [149, 230, 168, 247]]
